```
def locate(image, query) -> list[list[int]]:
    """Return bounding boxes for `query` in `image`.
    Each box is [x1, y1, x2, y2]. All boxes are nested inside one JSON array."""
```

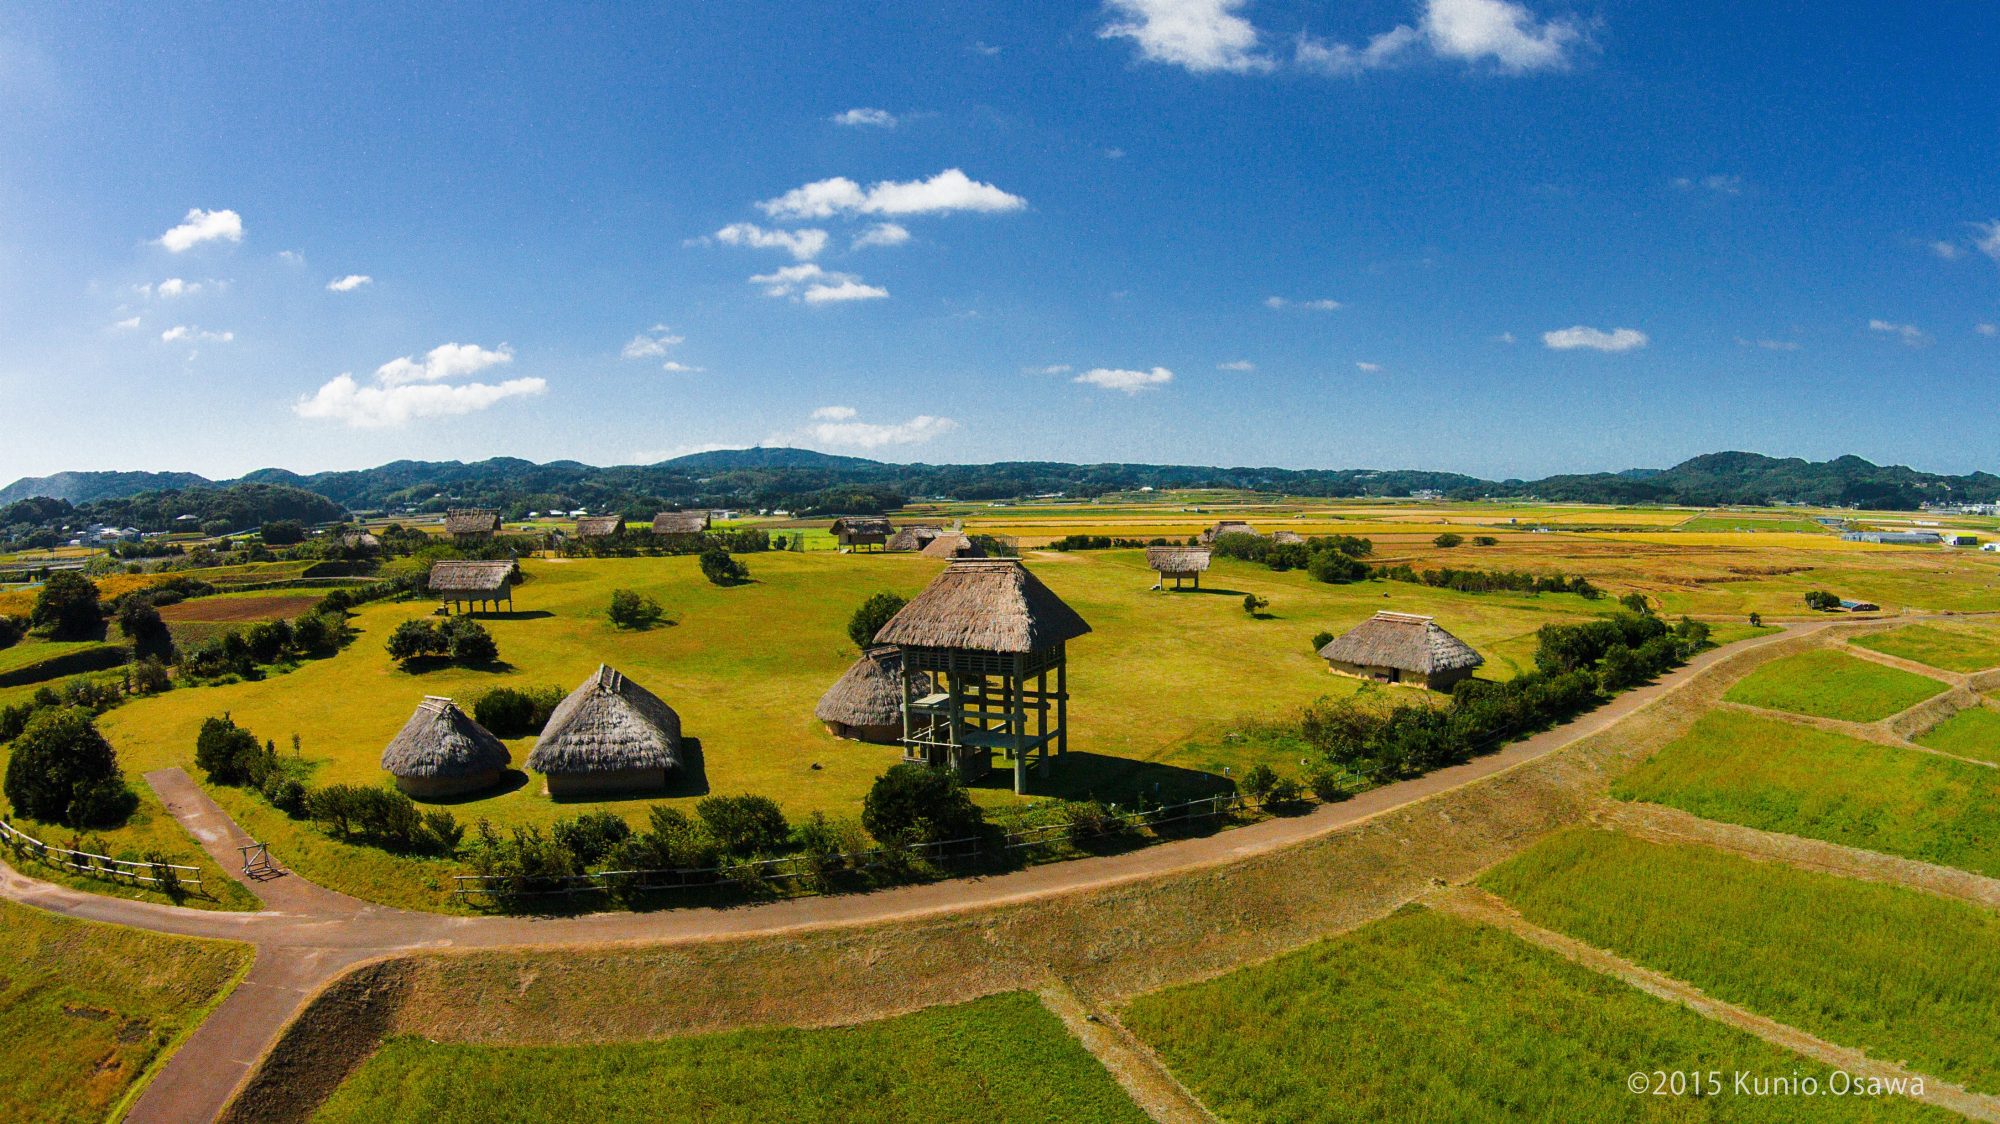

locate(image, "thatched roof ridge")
[[651, 511, 710, 535], [816, 646, 927, 727], [1318, 611, 1484, 674], [445, 509, 502, 535], [1201, 520, 1258, 542], [575, 515, 625, 538], [526, 664, 683, 774], [1271, 530, 1305, 545], [380, 696, 511, 779], [875, 559, 1091, 653], [920, 532, 985, 559], [1146, 545, 1211, 573], [831, 516, 893, 535], [428, 559, 516, 594], [885, 525, 945, 552], [340, 531, 381, 549]]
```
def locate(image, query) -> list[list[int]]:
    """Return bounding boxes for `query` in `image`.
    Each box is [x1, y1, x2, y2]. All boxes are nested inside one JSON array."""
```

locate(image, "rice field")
[[1850, 623, 2000, 673], [1722, 649, 1948, 722]]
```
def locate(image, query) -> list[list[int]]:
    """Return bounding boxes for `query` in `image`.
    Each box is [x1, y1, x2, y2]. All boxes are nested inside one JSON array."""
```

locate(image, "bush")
[[195, 713, 269, 786], [471, 685, 564, 737], [607, 588, 665, 630], [386, 619, 447, 662], [1804, 590, 1841, 612], [696, 794, 791, 855], [129, 656, 172, 695], [291, 609, 353, 654], [1308, 551, 1368, 584], [244, 618, 294, 663], [552, 810, 632, 866], [1748, 611, 1762, 628], [116, 597, 172, 659], [1311, 630, 1334, 652], [1433, 533, 1464, 548], [261, 773, 309, 816], [260, 519, 305, 546], [30, 572, 102, 638], [791, 812, 862, 891], [848, 592, 908, 649], [442, 616, 498, 663], [1058, 799, 1126, 844], [3, 707, 135, 827], [699, 546, 749, 586], [1472, 535, 1498, 546], [1306, 767, 1353, 802], [862, 763, 985, 844], [1264, 776, 1305, 807], [0, 615, 25, 649], [306, 784, 456, 854], [1242, 594, 1268, 615], [1239, 762, 1279, 802], [466, 822, 577, 898]]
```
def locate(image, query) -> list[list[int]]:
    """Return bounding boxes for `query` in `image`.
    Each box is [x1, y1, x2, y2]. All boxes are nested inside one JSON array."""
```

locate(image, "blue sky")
[[0, 1, 1994, 484]]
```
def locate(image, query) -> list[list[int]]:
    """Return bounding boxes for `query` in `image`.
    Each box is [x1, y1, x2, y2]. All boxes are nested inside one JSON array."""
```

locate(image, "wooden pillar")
[[1056, 649, 1068, 758]]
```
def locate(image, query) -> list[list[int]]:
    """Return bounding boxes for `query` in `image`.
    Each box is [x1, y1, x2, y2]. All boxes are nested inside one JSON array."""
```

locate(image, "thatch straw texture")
[[885, 524, 945, 552], [651, 511, 710, 536], [575, 515, 625, 538], [1146, 545, 1211, 574], [340, 531, 381, 550], [920, 532, 985, 559], [380, 696, 510, 779], [875, 559, 1091, 653], [831, 516, 893, 536], [816, 646, 928, 727], [1200, 520, 1258, 543], [445, 509, 501, 535], [427, 559, 516, 594], [1318, 611, 1484, 674], [1271, 530, 1305, 545], [526, 664, 683, 775]]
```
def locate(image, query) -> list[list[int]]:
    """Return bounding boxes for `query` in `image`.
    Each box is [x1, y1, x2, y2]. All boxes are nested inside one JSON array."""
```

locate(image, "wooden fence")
[[0, 819, 203, 891]]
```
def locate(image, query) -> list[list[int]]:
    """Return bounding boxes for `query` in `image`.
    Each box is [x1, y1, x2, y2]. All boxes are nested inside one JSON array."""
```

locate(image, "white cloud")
[[621, 327, 686, 359], [154, 277, 201, 298], [1356, 361, 1382, 371], [972, 41, 1002, 56], [1295, 25, 1421, 75], [852, 222, 911, 249], [1542, 325, 1648, 352], [1978, 323, 1998, 337], [1217, 359, 1255, 371], [713, 222, 829, 261], [804, 279, 890, 303], [277, 250, 304, 265], [1295, 0, 1582, 76], [1493, 332, 1517, 344], [1025, 364, 1073, 375], [112, 316, 142, 331], [660, 361, 705, 373], [1673, 174, 1741, 195], [1974, 219, 2000, 262], [789, 409, 959, 449], [1075, 366, 1174, 394], [1100, 0, 1273, 74], [812, 405, 859, 420], [375, 342, 514, 386], [1930, 240, 1963, 260], [1265, 295, 1341, 310], [160, 325, 233, 343], [1736, 337, 1801, 351], [749, 262, 887, 303], [326, 274, 372, 292], [1104, 147, 1127, 159], [832, 107, 897, 127], [157, 208, 243, 252], [759, 169, 1026, 220], [1868, 319, 1927, 347]]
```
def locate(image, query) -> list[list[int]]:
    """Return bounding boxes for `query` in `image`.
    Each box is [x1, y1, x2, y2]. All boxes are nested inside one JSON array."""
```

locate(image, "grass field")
[[0, 636, 120, 677], [1119, 905, 1943, 1122], [1912, 705, 2000, 764], [1851, 623, 2000, 673], [1722, 649, 1948, 722], [1483, 828, 2000, 1095], [0, 897, 251, 1124], [1613, 709, 2000, 877], [312, 991, 1146, 1123]]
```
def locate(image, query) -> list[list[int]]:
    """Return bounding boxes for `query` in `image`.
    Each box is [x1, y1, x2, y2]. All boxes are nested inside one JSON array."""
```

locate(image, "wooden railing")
[[0, 819, 203, 891]]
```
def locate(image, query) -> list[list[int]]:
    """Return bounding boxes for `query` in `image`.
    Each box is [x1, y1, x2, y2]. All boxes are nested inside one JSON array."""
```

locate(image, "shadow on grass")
[[969, 751, 1233, 806], [458, 610, 556, 622]]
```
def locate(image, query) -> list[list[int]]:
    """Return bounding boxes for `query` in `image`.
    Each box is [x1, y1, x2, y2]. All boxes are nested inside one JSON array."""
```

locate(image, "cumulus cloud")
[[112, 316, 142, 331], [1295, 25, 1421, 75], [1975, 219, 2000, 262], [804, 278, 891, 303], [660, 361, 704, 373], [784, 407, 959, 449], [812, 405, 859, 420], [1868, 319, 1927, 346], [1931, 241, 1963, 260], [158, 208, 243, 252], [749, 263, 888, 303], [621, 326, 687, 360], [1542, 325, 1648, 352], [160, 325, 233, 343], [1356, 361, 1382, 371], [1074, 366, 1174, 394], [1217, 359, 1255, 371], [1296, 0, 1582, 76], [153, 277, 201, 298], [1736, 337, 1801, 351], [1025, 364, 1073, 375], [832, 107, 897, 127], [759, 169, 1026, 220], [1100, 0, 1273, 74], [852, 222, 911, 249], [295, 341, 544, 428], [1265, 295, 1341, 310], [326, 274, 372, 292], [713, 222, 829, 261], [1978, 323, 1997, 337]]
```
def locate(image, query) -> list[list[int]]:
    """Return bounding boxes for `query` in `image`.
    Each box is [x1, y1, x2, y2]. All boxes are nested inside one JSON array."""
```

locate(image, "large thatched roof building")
[[575, 515, 625, 539], [816, 646, 928, 743], [651, 511, 711, 540], [920, 532, 985, 559], [831, 516, 893, 550], [1199, 520, 1258, 544], [380, 696, 512, 799], [427, 559, 518, 614], [1271, 530, 1305, 545], [885, 524, 945, 552], [526, 665, 683, 797], [1145, 545, 1210, 590], [445, 509, 502, 539], [1317, 611, 1485, 691]]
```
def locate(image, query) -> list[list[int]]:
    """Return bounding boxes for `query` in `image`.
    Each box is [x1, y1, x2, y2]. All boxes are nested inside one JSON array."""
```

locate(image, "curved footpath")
[[0, 618, 1830, 1123]]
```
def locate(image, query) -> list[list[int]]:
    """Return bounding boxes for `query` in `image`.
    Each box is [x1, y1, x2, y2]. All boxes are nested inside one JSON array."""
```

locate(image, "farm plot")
[[1913, 705, 2000, 765], [1722, 649, 1947, 722], [154, 593, 323, 623], [1483, 828, 2000, 1095], [1613, 709, 2000, 877], [1851, 623, 2000, 674]]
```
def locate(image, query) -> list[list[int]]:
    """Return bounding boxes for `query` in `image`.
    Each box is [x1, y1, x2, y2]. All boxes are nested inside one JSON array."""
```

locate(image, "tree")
[[30, 572, 102, 638], [1471, 535, 1498, 546], [260, 520, 306, 546], [847, 592, 908, 649], [699, 546, 749, 586], [1619, 592, 1652, 616], [243, 619, 294, 663], [1432, 533, 1464, 548], [386, 619, 447, 663], [442, 616, 498, 663], [1311, 630, 1334, 652], [1242, 593, 1268, 615], [3, 707, 135, 827], [116, 596, 173, 659], [1803, 590, 1841, 612], [695, 794, 791, 855], [1307, 551, 1368, 584], [195, 713, 267, 786], [1239, 762, 1279, 802], [1748, 611, 1763, 628], [607, 588, 664, 630], [862, 763, 984, 844]]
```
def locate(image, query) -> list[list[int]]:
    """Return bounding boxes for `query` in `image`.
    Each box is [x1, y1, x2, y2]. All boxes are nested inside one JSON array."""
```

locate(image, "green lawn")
[[312, 992, 1145, 1124], [1912, 705, 2000, 764], [1851, 624, 2000, 673], [1483, 828, 2000, 1095], [1722, 649, 1947, 722], [1614, 709, 2000, 877], [1120, 906, 1944, 1123], [0, 897, 251, 1124]]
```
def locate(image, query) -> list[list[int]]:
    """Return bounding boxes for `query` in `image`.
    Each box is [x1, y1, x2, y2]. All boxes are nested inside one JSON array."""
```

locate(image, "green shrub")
[[1433, 532, 1464, 548], [552, 810, 632, 865], [847, 592, 908, 649], [471, 685, 564, 737], [1311, 630, 1334, 652], [386, 619, 448, 663], [862, 763, 985, 844], [2, 707, 135, 827], [696, 794, 791, 855], [29, 572, 102, 639], [1239, 762, 1279, 802], [243, 618, 294, 663], [607, 588, 665, 630], [699, 546, 749, 586], [442, 617, 498, 663], [129, 656, 172, 695], [194, 714, 269, 786]]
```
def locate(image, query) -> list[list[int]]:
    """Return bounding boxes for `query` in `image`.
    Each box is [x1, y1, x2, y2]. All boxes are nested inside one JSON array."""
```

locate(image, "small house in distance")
[[815, 646, 928, 743], [1199, 520, 1258, 544], [1271, 530, 1305, 545], [1839, 598, 1881, 612], [526, 665, 683, 797], [831, 516, 893, 551], [427, 559, 518, 615], [445, 508, 502, 541], [1318, 611, 1484, 691], [886, 524, 945, 552], [575, 515, 625, 540], [380, 696, 511, 799], [1146, 545, 1210, 590], [921, 532, 986, 559], [651, 510, 711, 546]]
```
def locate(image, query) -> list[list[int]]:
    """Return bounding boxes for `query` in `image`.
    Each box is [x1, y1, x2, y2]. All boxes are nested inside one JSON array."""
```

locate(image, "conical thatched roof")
[[1318, 612, 1484, 674], [886, 525, 945, 552], [380, 696, 511, 779], [816, 646, 928, 727], [874, 559, 1091, 653], [526, 665, 683, 775], [1146, 545, 1211, 573], [920, 532, 985, 559]]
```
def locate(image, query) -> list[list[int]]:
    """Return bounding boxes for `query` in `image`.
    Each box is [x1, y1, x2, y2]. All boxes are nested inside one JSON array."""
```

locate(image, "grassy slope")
[[1913, 705, 2000, 764], [0, 897, 252, 1124], [1483, 828, 2000, 1095], [1722, 649, 1947, 722], [0, 637, 119, 676], [1120, 906, 1943, 1123], [1614, 709, 2000, 876], [1851, 623, 2000, 673], [312, 992, 1145, 1124]]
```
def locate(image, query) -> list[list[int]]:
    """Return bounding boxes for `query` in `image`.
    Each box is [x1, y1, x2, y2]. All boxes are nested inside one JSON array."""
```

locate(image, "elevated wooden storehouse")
[[1146, 545, 1211, 590], [427, 559, 517, 615], [1199, 520, 1259, 544], [885, 524, 945, 552], [920, 532, 985, 559], [651, 510, 711, 546], [526, 664, 683, 797], [379, 696, 511, 799], [831, 516, 893, 551], [1317, 611, 1484, 691], [815, 646, 929, 743], [875, 558, 1091, 794], [575, 515, 625, 539], [445, 508, 502, 541]]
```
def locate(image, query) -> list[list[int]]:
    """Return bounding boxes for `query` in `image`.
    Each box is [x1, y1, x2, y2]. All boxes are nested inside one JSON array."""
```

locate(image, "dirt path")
[[1429, 886, 2000, 1124], [1038, 980, 1217, 1124]]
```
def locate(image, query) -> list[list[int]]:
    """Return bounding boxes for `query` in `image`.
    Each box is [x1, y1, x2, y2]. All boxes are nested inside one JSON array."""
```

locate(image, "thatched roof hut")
[[1200, 520, 1258, 543], [816, 646, 928, 742], [1146, 545, 1210, 589], [575, 515, 625, 538], [526, 665, 683, 796], [876, 558, 1091, 654], [831, 516, 893, 549], [885, 524, 945, 552], [380, 696, 511, 799], [445, 509, 502, 537], [1271, 530, 1305, 545], [428, 559, 518, 614], [1318, 611, 1485, 691], [920, 532, 985, 559], [651, 511, 711, 537], [339, 531, 382, 550]]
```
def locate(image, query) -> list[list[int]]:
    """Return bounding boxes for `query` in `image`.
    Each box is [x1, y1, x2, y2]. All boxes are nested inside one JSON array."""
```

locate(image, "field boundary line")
[[1427, 885, 2000, 1123], [1039, 978, 1218, 1124], [1711, 700, 1999, 768]]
